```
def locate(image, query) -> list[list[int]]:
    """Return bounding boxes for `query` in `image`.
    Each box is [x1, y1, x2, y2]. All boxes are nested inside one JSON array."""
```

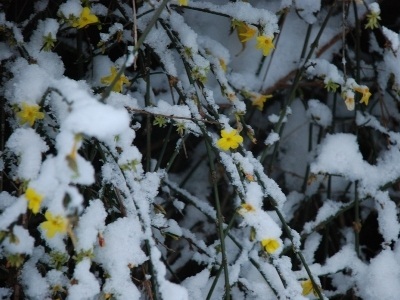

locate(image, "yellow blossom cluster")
[[239, 203, 281, 255], [342, 84, 371, 111], [232, 20, 275, 56]]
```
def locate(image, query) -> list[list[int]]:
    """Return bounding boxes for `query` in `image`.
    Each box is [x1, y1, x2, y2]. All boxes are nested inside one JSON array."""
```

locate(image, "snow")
[[6, 128, 48, 180], [302, 200, 344, 234], [295, 0, 321, 24], [181, 269, 210, 300], [21, 250, 50, 299], [67, 259, 100, 300], [5, 59, 50, 105], [264, 131, 280, 146], [382, 26, 399, 52], [75, 199, 107, 251], [311, 133, 367, 181], [3, 0, 400, 299], [356, 249, 400, 300], [306, 99, 332, 127], [0, 197, 27, 231], [2, 226, 34, 255], [58, 0, 82, 18]]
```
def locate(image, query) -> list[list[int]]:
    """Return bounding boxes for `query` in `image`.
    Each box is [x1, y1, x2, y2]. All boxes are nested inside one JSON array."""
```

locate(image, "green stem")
[[259, 2, 336, 165], [301, 123, 314, 193], [206, 266, 224, 300], [204, 137, 231, 300], [154, 125, 173, 171], [171, 4, 231, 19], [179, 154, 207, 188], [352, 0, 361, 258], [354, 181, 360, 257], [145, 71, 152, 172], [165, 136, 188, 173], [101, 0, 170, 102]]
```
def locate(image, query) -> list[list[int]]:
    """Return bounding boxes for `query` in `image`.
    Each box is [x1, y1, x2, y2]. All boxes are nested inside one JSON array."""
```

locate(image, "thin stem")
[[204, 137, 231, 300], [170, 4, 231, 19], [101, 0, 169, 102], [301, 123, 314, 193], [352, 0, 361, 258], [154, 125, 173, 171], [165, 136, 188, 173], [145, 71, 152, 172], [259, 1, 337, 165], [206, 266, 224, 300]]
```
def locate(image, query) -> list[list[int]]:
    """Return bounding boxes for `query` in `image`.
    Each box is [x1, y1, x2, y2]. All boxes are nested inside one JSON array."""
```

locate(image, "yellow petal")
[[255, 36, 275, 56], [261, 238, 280, 254], [25, 188, 44, 214], [301, 280, 314, 296]]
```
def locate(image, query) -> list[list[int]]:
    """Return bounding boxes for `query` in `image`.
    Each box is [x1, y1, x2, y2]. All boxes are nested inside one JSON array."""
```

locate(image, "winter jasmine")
[[342, 90, 355, 111], [354, 86, 371, 105], [324, 80, 340, 92], [239, 203, 256, 214], [41, 211, 68, 238], [42, 33, 56, 51], [175, 122, 186, 136], [301, 279, 319, 296], [255, 35, 274, 56], [25, 187, 44, 214], [232, 20, 257, 44], [216, 129, 243, 151], [101, 66, 130, 92], [261, 238, 280, 254], [6, 254, 24, 268], [17, 102, 45, 126], [72, 7, 99, 29], [251, 93, 273, 110], [153, 116, 168, 128], [365, 11, 381, 29]]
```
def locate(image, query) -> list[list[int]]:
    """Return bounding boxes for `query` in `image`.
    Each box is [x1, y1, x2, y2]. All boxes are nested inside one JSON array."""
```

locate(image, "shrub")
[[1, 0, 400, 299]]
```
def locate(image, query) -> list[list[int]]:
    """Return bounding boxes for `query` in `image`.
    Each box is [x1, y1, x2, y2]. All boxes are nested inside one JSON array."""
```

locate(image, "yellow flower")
[[216, 129, 243, 151], [178, 0, 188, 6], [344, 96, 355, 111], [301, 279, 319, 296], [17, 103, 45, 126], [365, 12, 381, 29], [354, 86, 371, 106], [239, 203, 256, 214], [251, 93, 273, 110], [342, 90, 355, 111], [72, 7, 99, 29], [233, 21, 257, 44], [101, 66, 130, 93], [25, 188, 44, 214], [255, 35, 275, 56], [261, 238, 280, 254], [41, 211, 68, 238]]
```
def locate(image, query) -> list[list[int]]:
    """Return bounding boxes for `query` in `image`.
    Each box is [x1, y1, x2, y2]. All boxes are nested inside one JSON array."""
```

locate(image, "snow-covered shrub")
[[1, 0, 400, 299]]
